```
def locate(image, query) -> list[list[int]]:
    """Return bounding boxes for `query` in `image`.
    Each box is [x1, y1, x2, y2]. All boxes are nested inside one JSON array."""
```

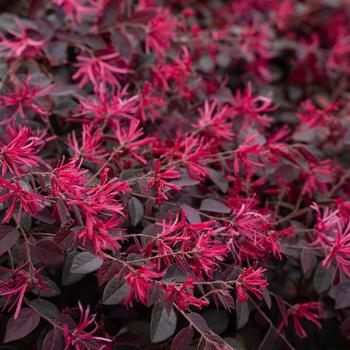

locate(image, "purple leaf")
[[129, 197, 144, 226], [236, 301, 249, 329], [171, 326, 193, 350], [150, 302, 177, 343], [313, 263, 334, 294], [70, 251, 103, 274], [111, 31, 133, 62], [329, 279, 350, 309], [103, 275, 129, 305], [4, 308, 40, 343], [200, 199, 231, 214], [180, 204, 201, 224], [0, 225, 20, 256], [130, 10, 157, 24], [208, 168, 228, 193], [187, 313, 211, 333], [34, 239, 64, 265], [41, 329, 64, 350], [29, 299, 59, 320]]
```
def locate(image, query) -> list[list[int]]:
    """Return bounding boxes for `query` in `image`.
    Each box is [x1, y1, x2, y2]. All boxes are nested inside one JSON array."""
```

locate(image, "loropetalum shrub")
[[1, 1, 350, 349]]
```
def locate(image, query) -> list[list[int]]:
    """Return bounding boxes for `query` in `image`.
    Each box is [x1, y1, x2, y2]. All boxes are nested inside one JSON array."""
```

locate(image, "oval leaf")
[[0, 225, 20, 255], [70, 251, 103, 274], [29, 299, 60, 320], [129, 197, 144, 226], [41, 329, 64, 350], [34, 239, 64, 265], [171, 326, 193, 350], [4, 308, 40, 343], [150, 302, 177, 343], [200, 199, 231, 214], [103, 275, 129, 305], [208, 168, 228, 193], [313, 263, 334, 294]]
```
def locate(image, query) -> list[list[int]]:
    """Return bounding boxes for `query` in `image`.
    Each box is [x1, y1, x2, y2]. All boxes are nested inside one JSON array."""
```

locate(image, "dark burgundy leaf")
[[32, 276, 60, 297], [61, 251, 86, 286], [34, 239, 64, 265], [41, 329, 64, 350], [70, 251, 103, 274], [128, 197, 144, 226], [4, 308, 40, 343], [130, 10, 157, 24], [258, 325, 282, 350], [208, 168, 228, 193], [103, 275, 129, 305], [313, 263, 334, 294], [236, 301, 249, 329], [180, 204, 202, 224], [111, 30, 133, 62], [187, 313, 211, 333], [29, 299, 60, 320], [203, 309, 229, 335], [0, 225, 20, 256], [150, 302, 177, 343], [329, 279, 350, 309], [170, 326, 193, 350], [200, 199, 231, 214]]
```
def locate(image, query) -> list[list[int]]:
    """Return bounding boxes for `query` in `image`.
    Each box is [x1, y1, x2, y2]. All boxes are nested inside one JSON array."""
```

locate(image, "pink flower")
[[0, 127, 45, 176], [288, 302, 322, 338], [124, 266, 164, 306], [0, 177, 45, 223], [76, 84, 138, 126], [112, 120, 152, 164], [68, 178, 129, 240], [0, 266, 47, 319], [233, 135, 263, 176], [0, 19, 44, 59], [137, 81, 165, 122], [301, 160, 335, 196], [163, 134, 209, 180], [145, 8, 177, 57], [73, 53, 130, 89], [54, 0, 99, 24], [236, 263, 268, 302], [67, 124, 108, 164], [231, 83, 275, 128], [76, 217, 124, 256], [63, 301, 111, 350], [322, 221, 350, 278], [191, 233, 227, 278], [0, 74, 52, 120], [147, 160, 181, 203], [50, 160, 89, 198], [162, 279, 209, 310], [192, 101, 233, 142]]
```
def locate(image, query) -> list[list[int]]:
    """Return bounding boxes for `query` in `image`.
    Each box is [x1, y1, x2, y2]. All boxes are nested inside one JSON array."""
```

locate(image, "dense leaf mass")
[[1, 0, 350, 349]]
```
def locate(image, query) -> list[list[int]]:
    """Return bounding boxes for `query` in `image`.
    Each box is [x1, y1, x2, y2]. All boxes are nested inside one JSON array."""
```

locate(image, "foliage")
[[0, 0, 350, 349]]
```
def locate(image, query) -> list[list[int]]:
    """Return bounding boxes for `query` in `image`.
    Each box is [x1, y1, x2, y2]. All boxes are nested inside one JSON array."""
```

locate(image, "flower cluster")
[[1, 1, 350, 349]]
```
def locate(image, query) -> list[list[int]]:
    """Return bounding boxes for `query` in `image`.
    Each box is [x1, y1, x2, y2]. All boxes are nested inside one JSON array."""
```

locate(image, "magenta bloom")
[[63, 301, 111, 350], [0, 266, 47, 319], [0, 177, 45, 223], [288, 302, 322, 338], [0, 127, 46, 176], [147, 160, 181, 203], [322, 221, 350, 278], [236, 263, 268, 302], [73, 53, 130, 90], [0, 19, 44, 59], [124, 266, 164, 306]]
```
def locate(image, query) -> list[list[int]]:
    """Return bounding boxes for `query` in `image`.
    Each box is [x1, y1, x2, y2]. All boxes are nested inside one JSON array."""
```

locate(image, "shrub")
[[0, 1, 350, 349]]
